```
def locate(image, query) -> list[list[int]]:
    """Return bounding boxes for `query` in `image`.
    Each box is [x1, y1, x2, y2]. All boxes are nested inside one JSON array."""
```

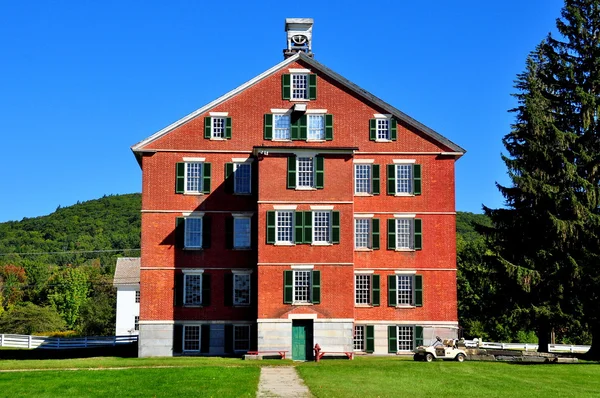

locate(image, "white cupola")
[[284, 18, 314, 58]]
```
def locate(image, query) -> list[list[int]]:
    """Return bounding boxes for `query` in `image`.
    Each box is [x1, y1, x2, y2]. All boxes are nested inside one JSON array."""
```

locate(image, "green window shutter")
[[372, 274, 380, 306], [291, 117, 301, 140], [202, 274, 211, 306], [224, 324, 233, 354], [287, 156, 296, 189], [308, 74, 317, 100], [303, 211, 312, 243], [201, 324, 211, 353], [202, 163, 211, 194], [176, 163, 185, 194], [369, 119, 377, 141], [413, 164, 422, 195], [175, 217, 185, 249], [415, 326, 424, 348], [388, 326, 397, 353], [266, 211, 276, 244], [311, 270, 321, 304], [224, 273, 233, 306], [225, 216, 233, 249], [264, 114, 273, 140], [387, 164, 396, 195], [414, 275, 423, 307], [315, 156, 324, 189], [282, 74, 291, 100], [372, 218, 380, 250], [325, 114, 333, 140], [173, 324, 183, 354], [390, 118, 397, 141], [388, 275, 397, 307], [202, 216, 211, 249], [372, 164, 380, 195], [224, 163, 234, 194], [225, 117, 232, 139], [414, 218, 422, 250], [204, 117, 211, 139], [295, 211, 304, 244], [299, 115, 307, 140], [174, 272, 184, 306], [284, 270, 293, 304], [366, 325, 375, 353], [331, 211, 340, 244], [387, 219, 396, 250]]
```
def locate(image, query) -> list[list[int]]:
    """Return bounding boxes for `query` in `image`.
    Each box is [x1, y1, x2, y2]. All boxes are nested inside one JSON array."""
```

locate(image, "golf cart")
[[413, 336, 467, 362]]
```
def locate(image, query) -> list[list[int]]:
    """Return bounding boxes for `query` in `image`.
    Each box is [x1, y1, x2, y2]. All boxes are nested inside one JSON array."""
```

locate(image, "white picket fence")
[[466, 340, 590, 354], [0, 334, 138, 350]]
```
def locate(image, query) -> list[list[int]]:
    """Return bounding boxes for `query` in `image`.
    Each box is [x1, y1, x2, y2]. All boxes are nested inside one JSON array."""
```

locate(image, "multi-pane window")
[[354, 164, 371, 194], [377, 119, 390, 140], [274, 114, 291, 140], [134, 316, 140, 331], [135, 291, 140, 303], [184, 218, 203, 249], [292, 74, 308, 99], [212, 117, 226, 138], [234, 217, 251, 249], [354, 325, 365, 351], [297, 157, 314, 187], [185, 162, 203, 193], [233, 273, 251, 306], [234, 325, 251, 351], [355, 219, 371, 249], [183, 325, 201, 352], [276, 211, 294, 243], [355, 274, 371, 305], [308, 115, 325, 140], [397, 326, 414, 351], [397, 275, 414, 305], [184, 273, 203, 305], [293, 270, 311, 303], [396, 165, 413, 194], [396, 218, 413, 249], [313, 211, 331, 243], [234, 163, 251, 194]]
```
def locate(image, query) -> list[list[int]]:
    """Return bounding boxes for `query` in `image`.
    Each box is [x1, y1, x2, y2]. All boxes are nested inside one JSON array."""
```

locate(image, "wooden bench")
[[316, 351, 354, 360], [246, 350, 286, 359]]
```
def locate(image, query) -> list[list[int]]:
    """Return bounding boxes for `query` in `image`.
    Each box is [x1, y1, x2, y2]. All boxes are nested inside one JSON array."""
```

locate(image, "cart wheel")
[[456, 353, 465, 363], [425, 353, 434, 362]]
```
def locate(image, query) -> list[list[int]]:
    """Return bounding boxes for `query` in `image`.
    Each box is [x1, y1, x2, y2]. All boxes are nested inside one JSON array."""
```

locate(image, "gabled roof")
[[131, 52, 465, 157], [113, 257, 140, 286]]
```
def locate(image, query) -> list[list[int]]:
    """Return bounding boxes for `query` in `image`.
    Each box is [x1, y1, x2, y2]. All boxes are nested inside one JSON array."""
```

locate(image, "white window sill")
[[183, 192, 204, 196], [355, 304, 372, 308], [354, 248, 373, 252], [289, 99, 310, 102], [292, 302, 313, 306], [354, 192, 373, 197], [312, 242, 332, 246], [275, 242, 295, 246], [307, 139, 326, 143], [395, 248, 415, 252], [272, 139, 292, 142], [183, 247, 204, 251], [375, 139, 392, 143], [395, 305, 416, 309], [394, 193, 414, 197], [210, 137, 226, 141], [296, 186, 317, 191]]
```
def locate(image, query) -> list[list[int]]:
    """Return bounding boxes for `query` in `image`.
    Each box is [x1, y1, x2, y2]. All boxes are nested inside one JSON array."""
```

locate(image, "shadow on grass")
[[0, 342, 138, 360]]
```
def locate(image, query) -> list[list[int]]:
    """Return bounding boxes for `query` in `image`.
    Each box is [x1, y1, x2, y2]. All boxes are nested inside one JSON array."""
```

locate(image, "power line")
[[0, 249, 140, 257]]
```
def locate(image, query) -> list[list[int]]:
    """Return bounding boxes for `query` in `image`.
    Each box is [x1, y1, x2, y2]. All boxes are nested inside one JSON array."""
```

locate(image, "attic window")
[[282, 74, 317, 101], [292, 74, 308, 99]]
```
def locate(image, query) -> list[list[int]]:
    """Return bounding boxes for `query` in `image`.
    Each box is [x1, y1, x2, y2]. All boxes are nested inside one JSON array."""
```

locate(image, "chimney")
[[284, 18, 314, 59]]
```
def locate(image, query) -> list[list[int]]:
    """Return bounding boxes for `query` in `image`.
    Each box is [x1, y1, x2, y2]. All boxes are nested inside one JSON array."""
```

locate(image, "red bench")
[[246, 350, 286, 359], [316, 351, 354, 360]]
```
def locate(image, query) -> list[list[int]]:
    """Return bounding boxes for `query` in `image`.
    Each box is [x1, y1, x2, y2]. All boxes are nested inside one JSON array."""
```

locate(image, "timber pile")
[[465, 348, 578, 363]]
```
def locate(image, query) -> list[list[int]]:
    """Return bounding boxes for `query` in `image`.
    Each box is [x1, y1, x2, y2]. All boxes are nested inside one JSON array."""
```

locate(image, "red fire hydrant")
[[314, 343, 321, 362]]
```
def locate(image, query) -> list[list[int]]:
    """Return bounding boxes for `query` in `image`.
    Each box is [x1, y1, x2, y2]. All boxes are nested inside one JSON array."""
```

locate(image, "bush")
[[0, 303, 66, 334]]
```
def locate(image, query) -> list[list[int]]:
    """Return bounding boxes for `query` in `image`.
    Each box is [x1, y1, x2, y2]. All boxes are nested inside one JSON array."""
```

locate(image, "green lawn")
[[0, 356, 598, 397]]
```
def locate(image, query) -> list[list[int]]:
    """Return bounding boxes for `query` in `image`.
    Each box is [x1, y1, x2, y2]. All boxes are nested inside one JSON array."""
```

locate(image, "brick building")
[[131, 19, 465, 358]]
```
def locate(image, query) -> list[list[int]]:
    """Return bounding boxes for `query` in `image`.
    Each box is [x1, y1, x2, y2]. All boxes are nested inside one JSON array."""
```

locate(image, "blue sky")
[[0, 0, 564, 222]]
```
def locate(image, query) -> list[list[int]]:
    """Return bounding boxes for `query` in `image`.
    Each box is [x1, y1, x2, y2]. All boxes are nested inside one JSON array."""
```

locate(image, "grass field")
[[0, 356, 598, 397]]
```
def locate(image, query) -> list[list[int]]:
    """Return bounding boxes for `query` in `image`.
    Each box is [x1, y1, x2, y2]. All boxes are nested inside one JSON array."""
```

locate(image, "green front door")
[[292, 320, 313, 360]]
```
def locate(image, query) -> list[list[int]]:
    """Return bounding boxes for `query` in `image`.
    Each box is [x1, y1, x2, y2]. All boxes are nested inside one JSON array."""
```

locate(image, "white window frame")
[[291, 73, 309, 100], [354, 325, 365, 351], [233, 216, 251, 249], [184, 216, 203, 249], [374, 114, 392, 142], [396, 273, 416, 307], [183, 270, 204, 306], [232, 271, 251, 306], [297, 156, 315, 189], [233, 324, 251, 351], [395, 218, 414, 251], [211, 116, 226, 139], [354, 274, 371, 305], [395, 164, 413, 195], [293, 270, 312, 304], [354, 164, 372, 195], [233, 162, 252, 194], [354, 218, 372, 250], [275, 210, 294, 244], [312, 210, 331, 245], [184, 162, 204, 194], [307, 114, 325, 141], [273, 113, 291, 140], [396, 325, 415, 351], [183, 325, 201, 352]]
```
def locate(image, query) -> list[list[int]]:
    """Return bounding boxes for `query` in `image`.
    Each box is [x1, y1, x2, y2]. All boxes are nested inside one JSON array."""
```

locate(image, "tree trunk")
[[584, 319, 600, 360], [537, 323, 550, 353]]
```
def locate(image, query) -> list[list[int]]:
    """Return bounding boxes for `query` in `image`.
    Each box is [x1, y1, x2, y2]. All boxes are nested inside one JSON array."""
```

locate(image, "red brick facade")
[[133, 51, 464, 357]]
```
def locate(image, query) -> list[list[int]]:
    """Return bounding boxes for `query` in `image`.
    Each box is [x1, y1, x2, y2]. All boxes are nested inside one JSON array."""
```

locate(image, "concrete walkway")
[[257, 366, 312, 397]]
